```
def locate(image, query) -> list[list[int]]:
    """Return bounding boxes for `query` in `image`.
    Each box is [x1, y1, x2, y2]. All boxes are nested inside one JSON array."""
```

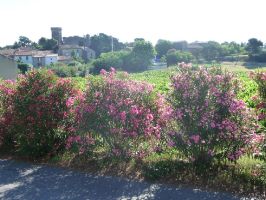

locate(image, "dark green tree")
[[245, 38, 263, 55], [201, 41, 223, 61], [128, 40, 155, 71], [13, 36, 32, 48], [166, 50, 194, 67], [90, 33, 125, 57], [155, 39, 173, 59], [38, 37, 58, 51]]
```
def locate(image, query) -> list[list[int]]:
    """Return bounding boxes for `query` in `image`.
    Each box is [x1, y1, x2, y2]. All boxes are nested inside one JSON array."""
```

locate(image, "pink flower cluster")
[[169, 63, 262, 162], [77, 68, 171, 157], [0, 70, 80, 157], [66, 134, 95, 155]]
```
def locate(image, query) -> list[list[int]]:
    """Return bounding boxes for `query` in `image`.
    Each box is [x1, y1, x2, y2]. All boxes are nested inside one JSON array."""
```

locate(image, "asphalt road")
[[0, 159, 252, 200]]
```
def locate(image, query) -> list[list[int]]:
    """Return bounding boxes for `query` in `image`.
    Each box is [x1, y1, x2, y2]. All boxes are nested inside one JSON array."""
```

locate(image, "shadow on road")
[[0, 159, 240, 200]]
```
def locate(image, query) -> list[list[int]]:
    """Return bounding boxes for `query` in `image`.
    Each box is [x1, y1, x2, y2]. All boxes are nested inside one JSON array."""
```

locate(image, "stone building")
[[63, 34, 90, 47], [58, 45, 95, 62], [51, 27, 95, 62], [51, 27, 62, 45]]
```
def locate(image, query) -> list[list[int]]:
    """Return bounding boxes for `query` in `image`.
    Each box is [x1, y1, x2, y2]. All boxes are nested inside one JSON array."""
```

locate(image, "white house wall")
[[45, 56, 58, 66], [14, 55, 33, 65]]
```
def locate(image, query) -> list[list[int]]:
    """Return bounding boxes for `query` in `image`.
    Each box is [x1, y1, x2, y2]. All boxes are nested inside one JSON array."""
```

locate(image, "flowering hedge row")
[[0, 67, 264, 163]]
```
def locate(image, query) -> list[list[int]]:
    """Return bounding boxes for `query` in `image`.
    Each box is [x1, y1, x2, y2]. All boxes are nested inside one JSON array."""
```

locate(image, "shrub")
[[168, 63, 262, 164], [91, 51, 129, 74], [0, 70, 80, 157], [165, 50, 194, 67], [251, 71, 266, 159], [76, 68, 171, 158], [0, 80, 16, 148], [17, 63, 29, 74], [251, 71, 266, 128], [249, 52, 266, 62]]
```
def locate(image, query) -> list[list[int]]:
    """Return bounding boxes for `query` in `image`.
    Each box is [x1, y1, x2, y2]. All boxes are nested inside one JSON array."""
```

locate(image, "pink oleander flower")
[[100, 69, 107, 75], [66, 97, 75, 108], [190, 135, 200, 144], [120, 111, 127, 121], [146, 114, 154, 121]]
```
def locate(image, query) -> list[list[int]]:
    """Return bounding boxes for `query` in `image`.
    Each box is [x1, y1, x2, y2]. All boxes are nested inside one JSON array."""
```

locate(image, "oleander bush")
[[0, 70, 80, 157], [168, 63, 263, 165], [73, 68, 172, 158], [0, 80, 16, 148], [250, 71, 266, 159]]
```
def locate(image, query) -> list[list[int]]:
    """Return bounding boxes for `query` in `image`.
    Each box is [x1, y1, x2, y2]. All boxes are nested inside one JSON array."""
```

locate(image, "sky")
[[0, 0, 265, 47]]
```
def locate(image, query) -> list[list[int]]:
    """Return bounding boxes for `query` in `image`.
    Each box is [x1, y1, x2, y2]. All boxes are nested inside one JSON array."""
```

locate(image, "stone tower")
[[51, 27, 62, 45]]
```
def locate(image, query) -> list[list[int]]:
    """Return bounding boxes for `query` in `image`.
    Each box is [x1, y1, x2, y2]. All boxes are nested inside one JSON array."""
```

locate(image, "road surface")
[[0, 159, 252, 200]]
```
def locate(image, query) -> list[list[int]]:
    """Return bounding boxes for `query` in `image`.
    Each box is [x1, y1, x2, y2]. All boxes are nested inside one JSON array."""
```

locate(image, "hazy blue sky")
[[0, 0, 265, 46]]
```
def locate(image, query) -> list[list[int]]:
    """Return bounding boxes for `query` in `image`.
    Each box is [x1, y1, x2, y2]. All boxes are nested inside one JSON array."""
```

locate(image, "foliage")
[[129, 67, 176, 94], [38, 37, 58, 51], [13, 36, 32, 48], [237, 72, 258, 107], [201, 41, 223, 61], [91, 51, 130, 74], [155, 39, 172, 59], [124, 40, 155, 71], [249, 52, 266, 63], [48, 63, 90, 78], [90, 33, 125, 57], [165, 50, 194, 66], [251, 71, 266, 131], [75, 68, 171, 158], [0, 80, 16, 147], [0, 70, 80, 157], [246, 38, 263, 55], [17, 63, 29, 74], [221, 42, 246, 56], [168, 63, 262, 164], [92, 40, 154, 73]]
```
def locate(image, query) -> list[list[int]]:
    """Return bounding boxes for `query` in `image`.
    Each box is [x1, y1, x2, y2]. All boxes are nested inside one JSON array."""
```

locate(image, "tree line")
[[1, 35, 266, 73]]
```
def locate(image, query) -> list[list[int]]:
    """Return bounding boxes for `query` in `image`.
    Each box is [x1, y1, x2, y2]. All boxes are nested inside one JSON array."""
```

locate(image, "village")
[[0, 27, 96, 79]]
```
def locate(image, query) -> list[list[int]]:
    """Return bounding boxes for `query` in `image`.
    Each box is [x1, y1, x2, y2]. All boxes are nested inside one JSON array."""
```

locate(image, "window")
[[26, 56, 28, 60]]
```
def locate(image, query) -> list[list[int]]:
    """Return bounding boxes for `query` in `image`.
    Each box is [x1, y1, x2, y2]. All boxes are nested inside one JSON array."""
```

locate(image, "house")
[[13, 49, 58, 67], [57, 56, 73, 64], [0, 54, 18, 80], [58, 45, 95, 61]]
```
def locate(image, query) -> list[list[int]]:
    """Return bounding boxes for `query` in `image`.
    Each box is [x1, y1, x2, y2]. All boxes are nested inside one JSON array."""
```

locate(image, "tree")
[[92, 51, 129, 73], [38, 37, 58, 51], [172, 41, 188, 51], [201, 41, 223, 61], [91, 40, 154, 73], [90, 33, 125, 57], [221, 41, 245, 56], [155, 39, 173, 59], [13, 36, 32, 48], [166, 50, 194, 67], [246, 38, 263, 55], [128, 40, 155, 71]]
